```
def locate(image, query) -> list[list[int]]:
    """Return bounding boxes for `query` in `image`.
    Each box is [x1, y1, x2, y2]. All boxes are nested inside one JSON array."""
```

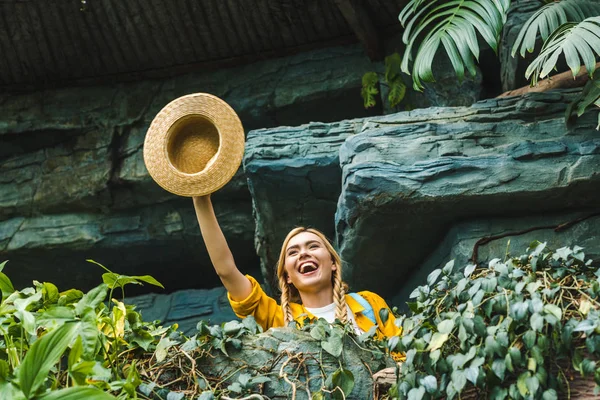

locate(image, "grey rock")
[[336, 90, 600, 300], [0, 43, 381, 293], [500, 0, 542, 92], [0, 199, 257, 293], [244, 121, 360, 291], [126, 286, 238, 335]]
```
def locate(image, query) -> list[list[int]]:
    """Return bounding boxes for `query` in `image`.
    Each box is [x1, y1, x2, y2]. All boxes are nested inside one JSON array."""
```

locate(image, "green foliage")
[[361, 53, 407, 109], [392, 243, 600, 399], [525, 16, 600, 84], [0, 260, 169, 399], [566, 78, 600, 129], [511, 0, 600, 58], [398, 0, 510, 90], [394, 0, 600, 128], [362, 71, 380, 108]]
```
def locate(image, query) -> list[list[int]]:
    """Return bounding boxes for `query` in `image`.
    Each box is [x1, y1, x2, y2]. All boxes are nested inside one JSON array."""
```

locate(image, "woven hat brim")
[[143, 93, 245, 197]]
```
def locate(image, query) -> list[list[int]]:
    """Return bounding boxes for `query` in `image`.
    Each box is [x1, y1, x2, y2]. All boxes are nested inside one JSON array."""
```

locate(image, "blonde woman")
[[193, 195, 401, 340]]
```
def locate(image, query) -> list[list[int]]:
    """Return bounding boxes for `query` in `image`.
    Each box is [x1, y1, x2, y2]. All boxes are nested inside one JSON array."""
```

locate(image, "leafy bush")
[[0, 259, 394, 400], [390, 242, 600, 400], [0, 259, 166, 399]]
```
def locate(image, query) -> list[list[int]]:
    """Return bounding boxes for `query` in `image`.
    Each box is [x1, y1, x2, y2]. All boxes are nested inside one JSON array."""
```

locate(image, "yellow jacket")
[[228, 275, 402, 340]]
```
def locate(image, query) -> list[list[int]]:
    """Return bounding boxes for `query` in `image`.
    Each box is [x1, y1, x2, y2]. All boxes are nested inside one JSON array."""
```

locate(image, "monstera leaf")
[[399, 0, 510, 90], [525, 16, 600, 83], [512, 0, 600, 58]]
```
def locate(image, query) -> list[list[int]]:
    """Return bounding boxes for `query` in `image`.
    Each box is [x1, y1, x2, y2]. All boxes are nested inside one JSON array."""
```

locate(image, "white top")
[[305, 303, 362, 334]]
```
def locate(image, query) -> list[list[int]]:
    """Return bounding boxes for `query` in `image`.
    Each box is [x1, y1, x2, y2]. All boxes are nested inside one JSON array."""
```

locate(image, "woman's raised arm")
[[193, 196, 252, 301]]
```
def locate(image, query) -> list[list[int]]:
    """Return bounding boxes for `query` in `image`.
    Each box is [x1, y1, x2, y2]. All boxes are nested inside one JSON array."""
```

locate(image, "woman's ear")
[[331, 261, 337, 271], [286, 274, 292, 284]]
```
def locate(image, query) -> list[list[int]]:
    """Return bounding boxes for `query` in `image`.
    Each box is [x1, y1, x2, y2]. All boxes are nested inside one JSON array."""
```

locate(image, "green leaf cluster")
[[0, 260, 169, 399], [399, 0, 510, 90], [390, 243, 600, 399], [361, 53, 407, 109]]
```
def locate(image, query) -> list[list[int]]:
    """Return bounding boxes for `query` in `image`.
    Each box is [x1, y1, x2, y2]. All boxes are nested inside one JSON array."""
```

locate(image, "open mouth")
[[298, 262, 318, 275]]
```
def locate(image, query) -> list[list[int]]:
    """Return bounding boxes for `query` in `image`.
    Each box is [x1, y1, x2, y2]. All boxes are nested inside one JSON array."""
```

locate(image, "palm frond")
[[512, 0, 600, 58], [525, 17, 600, 85], [399, 0, 509, 91]]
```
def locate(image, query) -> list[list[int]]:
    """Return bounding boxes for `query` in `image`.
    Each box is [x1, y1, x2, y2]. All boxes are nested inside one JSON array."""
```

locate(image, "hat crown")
[[167, 115, 220, 175]]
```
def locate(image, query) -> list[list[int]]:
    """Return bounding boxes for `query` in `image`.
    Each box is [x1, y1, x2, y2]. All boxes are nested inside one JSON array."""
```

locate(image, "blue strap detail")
[[349, 293, 376, 325]]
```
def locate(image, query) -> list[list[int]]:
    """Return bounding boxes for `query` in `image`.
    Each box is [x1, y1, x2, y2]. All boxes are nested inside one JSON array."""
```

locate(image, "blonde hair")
[[276, 227, 349, 325]]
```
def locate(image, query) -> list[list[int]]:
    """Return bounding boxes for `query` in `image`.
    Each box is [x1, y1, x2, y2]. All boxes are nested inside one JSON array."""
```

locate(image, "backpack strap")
[[349, 292, 376, 325]]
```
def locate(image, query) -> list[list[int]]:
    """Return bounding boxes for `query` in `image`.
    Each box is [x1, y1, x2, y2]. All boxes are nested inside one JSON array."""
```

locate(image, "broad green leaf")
[[310, 325, 327, 341], [492, 358, 506, 380], [57, 289, 83, 306], [36, 386, 117, 400], [0, 260, 7, 273], [41, 282, 59, 304], [523, 330, 537, 349], [437, 319, 455, 334], [526, 375, 540, 396], [36, 307, 76, 329], [223, 320, 242, 336], [443, 260, 455, 275], [0, 381, 25, 400], [322, 331, 343, 358], [530, 313, 544, 331], [379, 308, 390, 325], [361, 72, 379, 108], [464, 263, 476, 278], [75, 284, 108, 315], [427, 332, 449, 352], [427, 269, 442, 286], [0, 359, 9, 380], [517, 372, 530, 396], [329, 368, 354, 399], [78, 309, 100, 359], [420, 375, 437, 393], [408, 386, 426, 400], [451, 369, 467, 392], [198, 392, 216, 400], [542, 388, 558, 400], [129, 275, 164, 288], [68, 336, 83, 370], [465, 366, 479, 384], [19, 322, 79, 398], [543, 304, 562, 321], [154, 337, 178, 363], [0, 270, 15, 300]]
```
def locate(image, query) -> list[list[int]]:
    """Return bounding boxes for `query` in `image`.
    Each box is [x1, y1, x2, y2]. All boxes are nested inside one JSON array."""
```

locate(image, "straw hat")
[[143, 93, 245, 197]]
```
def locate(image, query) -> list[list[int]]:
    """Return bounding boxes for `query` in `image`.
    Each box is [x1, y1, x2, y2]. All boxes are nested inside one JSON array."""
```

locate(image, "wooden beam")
[[333, 0, 383, 61]]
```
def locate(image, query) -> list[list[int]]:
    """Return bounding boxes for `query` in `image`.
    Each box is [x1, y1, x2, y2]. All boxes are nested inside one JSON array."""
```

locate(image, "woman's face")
[[283, 231, 337, 294]]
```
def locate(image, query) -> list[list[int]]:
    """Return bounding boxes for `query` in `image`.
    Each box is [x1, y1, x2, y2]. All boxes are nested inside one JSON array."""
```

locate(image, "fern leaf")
[[399, 0, 507, 90], [512, 0, 600, 58], [526, 17, 600, 84]]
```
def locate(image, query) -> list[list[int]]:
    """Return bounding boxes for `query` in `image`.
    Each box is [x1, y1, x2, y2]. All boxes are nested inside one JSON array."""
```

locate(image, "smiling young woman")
[[193, 195, 401, 340]]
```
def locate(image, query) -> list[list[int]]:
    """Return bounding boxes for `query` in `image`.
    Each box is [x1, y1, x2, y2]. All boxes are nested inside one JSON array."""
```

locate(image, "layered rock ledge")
[[336, 90, 600, 299]]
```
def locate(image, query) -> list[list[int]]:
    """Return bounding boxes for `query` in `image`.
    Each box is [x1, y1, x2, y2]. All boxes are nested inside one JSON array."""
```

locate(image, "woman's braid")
[[279, 274, 295, 325], [333, 267, 348, 323]]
